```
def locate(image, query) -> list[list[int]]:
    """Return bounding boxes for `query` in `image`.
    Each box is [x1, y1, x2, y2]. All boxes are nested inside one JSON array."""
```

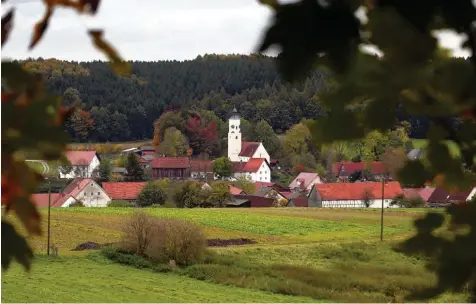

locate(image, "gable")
[[65, 151, 98, 166]]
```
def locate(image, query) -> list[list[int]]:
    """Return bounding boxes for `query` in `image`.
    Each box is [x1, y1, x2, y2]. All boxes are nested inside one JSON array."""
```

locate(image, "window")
[[90, 192, 93, 196], [98, 192, 100, 196], [260, 171, 262, 174], [235, 136, 238, 139], [260, 177, 262, 181]]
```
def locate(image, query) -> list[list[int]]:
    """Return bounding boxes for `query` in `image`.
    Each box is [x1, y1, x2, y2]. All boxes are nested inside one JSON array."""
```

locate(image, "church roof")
[[239, 142, 261, 157]]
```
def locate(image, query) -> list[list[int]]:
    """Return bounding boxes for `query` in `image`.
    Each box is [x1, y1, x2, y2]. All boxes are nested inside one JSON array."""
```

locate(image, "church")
[[227, 108, 272, 183]]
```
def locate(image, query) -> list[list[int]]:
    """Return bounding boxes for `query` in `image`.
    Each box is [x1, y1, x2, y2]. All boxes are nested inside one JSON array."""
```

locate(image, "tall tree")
[[124, 153, 145, 182], [213, 157, 233, 179], [184, 112, 217, 156], [158, 127, 189, 157], [254, 120, 281, 156]]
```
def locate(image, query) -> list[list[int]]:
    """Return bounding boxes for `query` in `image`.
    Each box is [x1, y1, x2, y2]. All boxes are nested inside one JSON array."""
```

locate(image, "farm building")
[[190, 159, 214, 180], [288, 172, 322, 192], [332, 161, 386, 182], [151, 157, 191, 179], [226, 195, 275, 208], [102, 182, 147, 202], [228, 184, 245, 195], [139, 154, 156, 169], [59, 151, 100, 179], [427, 186, 476, 206], [286, 191, 309, 207], [32, 178, 111, 207], [252, 186, 287, 205], [308, 182, 403, 208]]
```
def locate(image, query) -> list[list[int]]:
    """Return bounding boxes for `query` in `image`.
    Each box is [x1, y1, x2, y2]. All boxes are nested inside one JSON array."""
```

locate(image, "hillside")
[[21, 55, 436, 144]]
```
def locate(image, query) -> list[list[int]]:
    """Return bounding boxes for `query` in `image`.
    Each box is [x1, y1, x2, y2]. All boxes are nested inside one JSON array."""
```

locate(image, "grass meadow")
[[2, 207, 469, 303]]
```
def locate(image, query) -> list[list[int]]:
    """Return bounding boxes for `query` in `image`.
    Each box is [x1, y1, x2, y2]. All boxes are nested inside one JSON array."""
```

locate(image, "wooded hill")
[[20, 55, 434, 142]]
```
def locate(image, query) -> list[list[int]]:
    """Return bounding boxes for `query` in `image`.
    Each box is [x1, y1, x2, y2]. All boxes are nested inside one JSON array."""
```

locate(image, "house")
[[102, 182, 147, 202], [232, 158, 271, 183], [226, 194, 275, 208], [308, 181, 403, 208], [403, 187, 436, 204], [112, 167, 128, 176], [190, 159, 214, 180], [59, 151, 100, 179], [151, 157, 190, 179], [427, 186, 476, 206], [121, 147, 142, 156], [332, 161, 386, 182], [139, 145, 156, 156], [32, 178, 111, 207], [252, 186, 287, 205], [288, 172, 322, 192]]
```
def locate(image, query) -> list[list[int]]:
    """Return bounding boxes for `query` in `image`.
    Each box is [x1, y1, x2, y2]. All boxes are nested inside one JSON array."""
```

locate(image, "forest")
[[19, 55, 440, 143]]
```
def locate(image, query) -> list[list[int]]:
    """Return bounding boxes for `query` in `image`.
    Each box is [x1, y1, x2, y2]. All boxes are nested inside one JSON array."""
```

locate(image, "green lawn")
[[2, 255, 314, 303], [2, 207, 469, 303]]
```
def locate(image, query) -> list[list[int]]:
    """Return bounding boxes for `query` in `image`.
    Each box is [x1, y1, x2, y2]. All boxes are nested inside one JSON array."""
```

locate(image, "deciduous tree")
[[213, 157, 233, 179]]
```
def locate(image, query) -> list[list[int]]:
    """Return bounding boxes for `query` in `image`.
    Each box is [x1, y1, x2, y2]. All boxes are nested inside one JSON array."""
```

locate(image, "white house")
[[227, 108, 270, 163], [59, 151, 100, 179], [32, 178, 111, 207], [307, 181, 404, 208], [232, 158, 271, 183]]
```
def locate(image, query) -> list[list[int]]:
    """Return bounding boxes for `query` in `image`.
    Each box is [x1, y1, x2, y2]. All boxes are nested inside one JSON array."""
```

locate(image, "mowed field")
[[2, 207, 468, 303]]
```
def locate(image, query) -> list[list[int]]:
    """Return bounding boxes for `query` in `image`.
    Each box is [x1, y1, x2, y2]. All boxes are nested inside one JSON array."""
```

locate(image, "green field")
[[2, 208, 469, 303]]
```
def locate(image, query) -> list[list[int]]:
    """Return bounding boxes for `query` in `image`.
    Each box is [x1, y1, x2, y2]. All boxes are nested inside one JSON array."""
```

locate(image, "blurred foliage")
[[1, 0, 128, 271], [258, 0, 476, 300]]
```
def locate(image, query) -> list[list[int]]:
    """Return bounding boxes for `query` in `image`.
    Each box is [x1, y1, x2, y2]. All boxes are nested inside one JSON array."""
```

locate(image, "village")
[[31, 108, 476, 209]]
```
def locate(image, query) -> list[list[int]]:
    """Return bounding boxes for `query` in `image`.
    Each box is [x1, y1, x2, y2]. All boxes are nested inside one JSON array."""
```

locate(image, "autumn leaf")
[[79, 0, 101, 14], [88, 30, 131, 75], [1, 8, 14, 47], [29, 5, 53, 49]]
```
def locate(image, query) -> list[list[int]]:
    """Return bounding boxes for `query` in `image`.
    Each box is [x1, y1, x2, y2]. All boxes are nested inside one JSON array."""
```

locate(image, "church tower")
[[228, 107, 242, 162]]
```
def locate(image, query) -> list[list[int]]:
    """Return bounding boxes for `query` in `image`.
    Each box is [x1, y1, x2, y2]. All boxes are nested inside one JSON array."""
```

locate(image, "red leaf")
[[29, 6, 53, 50], [1, 8, 14, 47]]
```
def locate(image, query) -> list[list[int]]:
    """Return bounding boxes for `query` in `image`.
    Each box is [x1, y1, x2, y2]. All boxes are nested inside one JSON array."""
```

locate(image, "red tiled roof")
[[403, 187, 435, 202], [228, 185, 244, 195], [254, 181, 274, 192], [242, 158, 267, 173], [232, 162, 247, 173], [151, 157, 190, 169], [332, 162, 385, 176], [65, 151, 97, 166], [314, 182, 403, 201], [102, 182, 147, 200], [280, 191, 293, 198], [31, 193, 63, 207], [190, 160, 214, 172], [239, 142, 260, 157], [427, 187, 473, 204]]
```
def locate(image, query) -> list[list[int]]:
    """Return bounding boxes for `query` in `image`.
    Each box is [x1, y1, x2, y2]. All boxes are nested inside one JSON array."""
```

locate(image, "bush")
[[108, 200, 134, 207], [69, 200, 85, 207], [390, 194, 426, 208], [136, 181, 167, 207], [146, 219, 207, 266], [121, 210, 156, 256], [120, 211, 206, 266]]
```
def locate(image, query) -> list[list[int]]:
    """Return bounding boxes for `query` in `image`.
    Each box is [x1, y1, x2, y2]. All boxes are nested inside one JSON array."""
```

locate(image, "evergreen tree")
[[124, 153, 145, 181]]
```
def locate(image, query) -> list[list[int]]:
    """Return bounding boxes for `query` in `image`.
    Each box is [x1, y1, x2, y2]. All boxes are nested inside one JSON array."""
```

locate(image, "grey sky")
[[1, 0, 471, 61]]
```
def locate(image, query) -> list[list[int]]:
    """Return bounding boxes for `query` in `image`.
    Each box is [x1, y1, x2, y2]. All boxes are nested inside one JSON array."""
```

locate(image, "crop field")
[[2, 207, 469, 303]]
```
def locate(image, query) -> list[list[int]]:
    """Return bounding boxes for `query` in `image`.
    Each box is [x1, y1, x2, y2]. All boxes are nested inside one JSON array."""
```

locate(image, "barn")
[[308, 182, 403, 208], [151, 157, 190, 179]]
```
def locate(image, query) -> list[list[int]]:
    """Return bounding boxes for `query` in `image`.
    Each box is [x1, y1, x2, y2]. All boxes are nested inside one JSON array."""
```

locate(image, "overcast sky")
[[1, 0, 472, 61]]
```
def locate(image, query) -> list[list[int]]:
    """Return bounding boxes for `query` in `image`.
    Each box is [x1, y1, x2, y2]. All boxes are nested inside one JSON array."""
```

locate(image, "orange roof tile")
[[102, 182, 147, 200], [314, 182, 403, 200]]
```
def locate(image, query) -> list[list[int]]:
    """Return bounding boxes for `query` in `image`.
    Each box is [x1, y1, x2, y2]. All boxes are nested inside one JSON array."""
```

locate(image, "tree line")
[[19, 55, 445, 143]]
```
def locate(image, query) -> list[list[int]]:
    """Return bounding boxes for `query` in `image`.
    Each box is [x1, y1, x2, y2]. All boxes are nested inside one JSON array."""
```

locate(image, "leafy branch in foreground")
[[1, 0, 129, 271], [257, 0, 475, 300]]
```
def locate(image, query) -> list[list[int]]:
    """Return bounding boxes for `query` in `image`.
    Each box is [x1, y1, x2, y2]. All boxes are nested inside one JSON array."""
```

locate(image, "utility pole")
[[380, 174, 385, 242], [47, 179, 51, 255]]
